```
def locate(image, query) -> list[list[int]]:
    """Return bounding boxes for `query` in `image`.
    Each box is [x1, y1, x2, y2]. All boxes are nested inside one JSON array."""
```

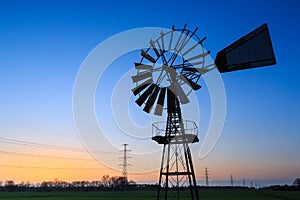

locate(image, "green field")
[[0, 189, 299, 200]]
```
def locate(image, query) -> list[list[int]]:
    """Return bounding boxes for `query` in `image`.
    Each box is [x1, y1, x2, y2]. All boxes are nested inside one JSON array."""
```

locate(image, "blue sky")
[[0, 0, 299, 185]]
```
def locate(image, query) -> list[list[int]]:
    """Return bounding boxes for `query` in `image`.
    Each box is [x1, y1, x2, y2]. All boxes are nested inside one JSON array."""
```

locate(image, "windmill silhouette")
[[131, 23, 276, 199]]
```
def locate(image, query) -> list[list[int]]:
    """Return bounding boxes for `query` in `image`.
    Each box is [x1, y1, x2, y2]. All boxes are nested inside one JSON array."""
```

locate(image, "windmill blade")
[[168, 76, 189, 104], [173, 61, 203, 69], [184, 51, 210, 62], [135, 83, 156, 106], [154, 87, 166, 116], [168, 27, 174, 50], [153, 37, 168, 65], [199, 36, 207, 44], [150, 40, 161, 58], [160, 31, 165, 51], [182, 36, 206, 57], [131, 72, 152, 83], [182, 67, 201, 72], [141, 50, 156, 63], [179, 73, 201, 90], [189, 61, 204, 66], [174, 24, 187, 50], [135, 63, 153, 70], [182, 66, 210, 74], [215, 23, 276, 73], [178, 27, 198, 52], [182, 42, 200, 57], [167, 26, 188, 66], [143, 85, 160, 113], [131, 78, 153, 95], [181, 75, 202, 90]]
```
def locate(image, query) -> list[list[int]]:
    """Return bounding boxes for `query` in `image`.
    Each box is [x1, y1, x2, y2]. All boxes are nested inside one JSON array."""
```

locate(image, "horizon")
[[0, 136, 297, 187], [0, 0, 299, 188], [0, 172, 296, 188]]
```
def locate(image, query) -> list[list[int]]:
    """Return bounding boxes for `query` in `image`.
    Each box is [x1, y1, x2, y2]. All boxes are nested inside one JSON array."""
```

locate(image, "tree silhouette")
[[101, 174, 110, 188], [293, 178, 300, 189]]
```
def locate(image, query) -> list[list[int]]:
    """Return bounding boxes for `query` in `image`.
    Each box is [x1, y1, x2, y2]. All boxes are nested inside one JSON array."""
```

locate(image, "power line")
[[0, 164, 104, 171], [0, 137, 159, 174], [0, 137, 119, 154], [0, 150, 95, 161], [129, 160, 157, 172], [0, 137, 81, 151]]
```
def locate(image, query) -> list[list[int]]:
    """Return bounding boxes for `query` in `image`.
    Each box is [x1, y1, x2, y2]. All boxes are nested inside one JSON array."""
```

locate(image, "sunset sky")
[[0, 0, 299, 187]]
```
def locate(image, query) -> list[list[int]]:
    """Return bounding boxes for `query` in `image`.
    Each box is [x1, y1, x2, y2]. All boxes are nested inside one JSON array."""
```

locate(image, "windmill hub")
[[152, 50, 185, 89], [151, 64, 172, 87]]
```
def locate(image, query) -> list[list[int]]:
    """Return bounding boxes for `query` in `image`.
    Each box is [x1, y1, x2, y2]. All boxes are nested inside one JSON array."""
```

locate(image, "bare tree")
[[102, 175, 110, 187]]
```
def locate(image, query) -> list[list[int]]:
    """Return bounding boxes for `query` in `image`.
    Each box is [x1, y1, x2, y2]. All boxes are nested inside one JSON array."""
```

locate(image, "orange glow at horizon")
[[1, 151, 297, 184], [0, 142, 298, 184], [0, 145, 122, 183]]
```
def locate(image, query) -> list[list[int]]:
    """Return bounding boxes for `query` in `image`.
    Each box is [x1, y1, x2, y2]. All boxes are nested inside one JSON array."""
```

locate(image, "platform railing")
[[152, 120, 198, 138]]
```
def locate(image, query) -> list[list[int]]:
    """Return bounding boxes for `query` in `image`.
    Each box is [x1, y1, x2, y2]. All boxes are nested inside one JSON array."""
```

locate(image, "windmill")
[[131, 23, 276, 199]]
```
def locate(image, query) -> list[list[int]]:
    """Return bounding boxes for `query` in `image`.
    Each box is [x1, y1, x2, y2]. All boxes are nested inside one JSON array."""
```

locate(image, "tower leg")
[[157, 142, 199, 199], [186, 144, 199, 200], [157, 145, 165, 200]]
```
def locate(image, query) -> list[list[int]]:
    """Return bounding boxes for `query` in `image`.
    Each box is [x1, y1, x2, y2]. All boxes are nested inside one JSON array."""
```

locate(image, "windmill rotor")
[[131, 24, 212, 116]]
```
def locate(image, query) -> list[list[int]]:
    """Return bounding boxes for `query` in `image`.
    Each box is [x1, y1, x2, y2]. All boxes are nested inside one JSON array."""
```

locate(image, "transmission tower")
[[230, 175, 234, 187], [120, 143, 131, 181], [205, 168, 209, 187]]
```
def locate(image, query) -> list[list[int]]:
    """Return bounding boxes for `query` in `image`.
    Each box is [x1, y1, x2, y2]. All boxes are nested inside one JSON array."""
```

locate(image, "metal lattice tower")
[[120, 143, 131, 181], [205, 168, 209, 187], [154, 89, 199, 200]]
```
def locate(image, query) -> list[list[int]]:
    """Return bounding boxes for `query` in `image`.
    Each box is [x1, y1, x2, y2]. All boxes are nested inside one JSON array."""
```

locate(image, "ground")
[[0, 189, 299, 200]]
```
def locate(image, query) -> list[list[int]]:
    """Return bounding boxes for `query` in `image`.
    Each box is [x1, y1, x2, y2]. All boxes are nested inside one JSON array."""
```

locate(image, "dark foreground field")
[[0, 189, 299, 200]]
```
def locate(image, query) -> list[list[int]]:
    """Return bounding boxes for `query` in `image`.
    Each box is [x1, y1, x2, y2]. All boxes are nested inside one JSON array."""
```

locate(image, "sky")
[[0, 0, 299, 187]]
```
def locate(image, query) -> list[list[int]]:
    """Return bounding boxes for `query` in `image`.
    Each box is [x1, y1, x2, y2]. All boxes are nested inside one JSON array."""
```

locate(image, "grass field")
[[0, 189, 299, 200]]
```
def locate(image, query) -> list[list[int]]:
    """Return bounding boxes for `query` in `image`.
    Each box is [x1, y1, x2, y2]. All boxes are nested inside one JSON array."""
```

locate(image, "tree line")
[[0, 175, 158, 192], [1, 177, 299, 192]]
